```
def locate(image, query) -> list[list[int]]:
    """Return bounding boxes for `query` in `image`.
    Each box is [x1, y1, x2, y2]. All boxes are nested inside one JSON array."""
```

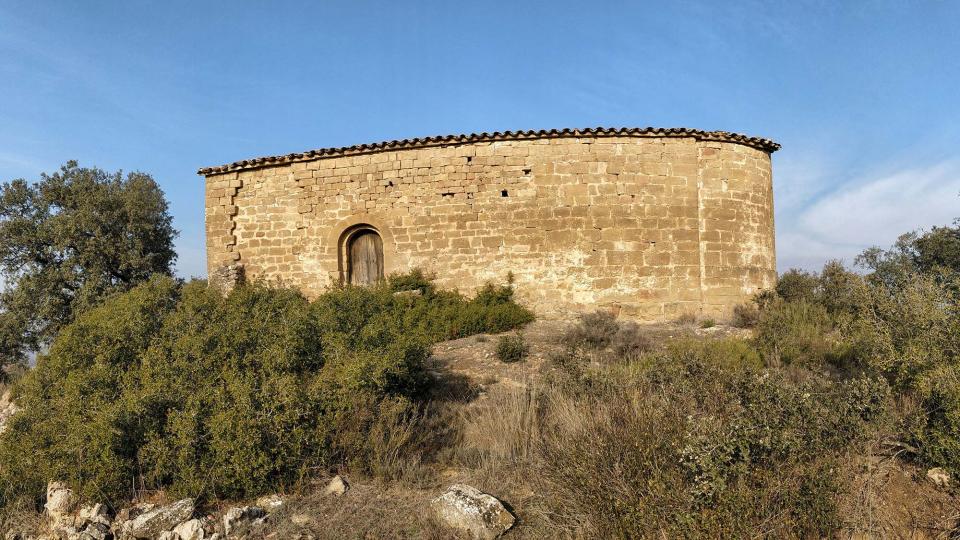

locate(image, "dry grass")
[[438, 333, 898, 538], [244, 479, 462, 540], [458, 387, 541, 467]]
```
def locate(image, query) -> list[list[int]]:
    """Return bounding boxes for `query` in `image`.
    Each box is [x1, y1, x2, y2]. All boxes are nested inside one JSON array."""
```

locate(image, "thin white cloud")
[[0, 152, 46, 177], [778, 160, 960, 271]]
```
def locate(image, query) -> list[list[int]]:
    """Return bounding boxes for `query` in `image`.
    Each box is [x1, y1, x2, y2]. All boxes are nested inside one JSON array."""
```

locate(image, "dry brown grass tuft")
[[458, 387, 541, 468]]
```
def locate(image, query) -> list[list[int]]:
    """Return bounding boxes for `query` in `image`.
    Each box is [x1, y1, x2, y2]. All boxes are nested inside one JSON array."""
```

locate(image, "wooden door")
[[349, 231, 384, 285]]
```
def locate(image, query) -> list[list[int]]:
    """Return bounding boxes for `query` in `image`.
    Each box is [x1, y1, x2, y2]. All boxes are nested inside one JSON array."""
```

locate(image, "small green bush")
[[817, 260, 862, 316], [564, 311, 620, 349], [769, 262, 863, 319], [912, 366, 960, 472], [496, 333, 529, 363], [754, 299, 833, 366], [610, 322, 652, 360], [700, 318, 716, 329], [387, 268, 435, 294], [775, 269, 820, 304], [731, 302, 760, 328]]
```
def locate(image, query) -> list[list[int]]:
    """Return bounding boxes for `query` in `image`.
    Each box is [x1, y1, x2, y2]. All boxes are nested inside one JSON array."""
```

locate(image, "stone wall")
[[202, 129, 777, 320]]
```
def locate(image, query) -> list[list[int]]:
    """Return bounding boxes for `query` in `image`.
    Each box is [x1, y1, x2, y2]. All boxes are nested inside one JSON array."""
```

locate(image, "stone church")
[[200, 127, 778, 320]]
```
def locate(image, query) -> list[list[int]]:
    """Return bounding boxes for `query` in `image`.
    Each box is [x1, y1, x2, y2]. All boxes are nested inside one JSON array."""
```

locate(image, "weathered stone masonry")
[[200, 127, 779, 320]]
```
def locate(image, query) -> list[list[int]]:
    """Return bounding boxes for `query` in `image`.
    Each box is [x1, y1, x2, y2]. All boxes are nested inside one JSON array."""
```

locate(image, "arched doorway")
[[343, 226, 384, 285]]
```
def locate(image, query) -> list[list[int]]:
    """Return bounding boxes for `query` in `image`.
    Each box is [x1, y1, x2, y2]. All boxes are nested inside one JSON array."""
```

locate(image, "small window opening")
[[501, 190, 509, 197], [522, 168, 531, 175], [466, 156, 473, 163], [387, 180, 394, 187], [442, 192, 455, 198]]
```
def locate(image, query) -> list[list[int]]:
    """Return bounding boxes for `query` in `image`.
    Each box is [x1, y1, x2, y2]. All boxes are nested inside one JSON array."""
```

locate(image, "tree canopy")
[[856, 217, 960, 288], [0, 161, 177, 365]]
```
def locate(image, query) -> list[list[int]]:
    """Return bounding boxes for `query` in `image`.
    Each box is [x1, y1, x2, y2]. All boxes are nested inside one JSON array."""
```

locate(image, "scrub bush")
[[730, 302, 760, 328], [761, 248, 960, 477], [775, 269, 820, 304], [562, 311, 620, 349], [911, 366, 960, 473], [834, 272, 959, 389], [526, 338, 889, 538], [610, 322, 652, 360], [496, 333, 529, 363], [754, 299, 833, 367], [0, 271, 532, 506]]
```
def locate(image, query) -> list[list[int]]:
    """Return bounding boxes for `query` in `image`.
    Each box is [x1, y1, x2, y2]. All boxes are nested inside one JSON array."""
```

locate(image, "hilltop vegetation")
[[0, 272, 532, 506]]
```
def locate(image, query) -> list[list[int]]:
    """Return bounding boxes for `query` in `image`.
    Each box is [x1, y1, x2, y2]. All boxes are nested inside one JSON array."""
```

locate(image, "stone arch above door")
[[341, 225, 383, 285], [333, 219, 395, 285]]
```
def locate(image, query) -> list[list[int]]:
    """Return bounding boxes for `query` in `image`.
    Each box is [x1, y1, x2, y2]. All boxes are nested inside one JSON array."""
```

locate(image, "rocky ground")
[[3, 320, 959, 539]]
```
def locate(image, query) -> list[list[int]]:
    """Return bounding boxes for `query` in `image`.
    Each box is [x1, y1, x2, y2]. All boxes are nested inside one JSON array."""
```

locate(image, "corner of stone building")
[[209, 262, 245, 295]]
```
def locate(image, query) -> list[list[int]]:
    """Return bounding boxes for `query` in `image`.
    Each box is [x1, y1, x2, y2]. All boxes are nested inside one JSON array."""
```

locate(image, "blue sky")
[[1, 1, 958, 277]]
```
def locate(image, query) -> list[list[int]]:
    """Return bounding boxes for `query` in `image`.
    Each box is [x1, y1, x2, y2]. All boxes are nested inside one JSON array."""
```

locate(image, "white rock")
[[290, 513, 313, 526], [431, 484, 515, 540], [45, 481, 76, 522], [156, 532, 178, 540], [0, 389, 18, 434], [112, 503, 154, 535], [173, 518, 205, 540], [78, 522, 111, 540], [222, 506, 266, 535], [76, 503, 111, 528], [51, 524, 78, 538], [255, 494, 285, 511], [324, 475, 349, 496], [393, 289, 423, 298], [121, 498, 194, 538], [927, 467, 951, 488]]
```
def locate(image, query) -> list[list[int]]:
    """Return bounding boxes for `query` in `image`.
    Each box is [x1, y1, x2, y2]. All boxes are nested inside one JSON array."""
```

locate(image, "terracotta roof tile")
[[197, 127, 779, 175]]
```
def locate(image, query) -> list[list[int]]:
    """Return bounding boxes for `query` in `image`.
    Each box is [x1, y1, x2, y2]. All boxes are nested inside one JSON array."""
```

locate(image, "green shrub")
[[775, 269, 820, 304], [563, 311, 620, 349], [610, 322, 651, 360], [835, 272, 959, 389], [387, 268, 435, 294], [496, 333, 529, 363], [771, 262, 863, 319], [0, 275, 181, 505], [817, 260, 862, 316], [700, 318, 716, 329], [535, 338, 888, 538], [730, 302, 760, 328], [754, 299, 833, 366], [311, 274, 532, 346], [911, 366, 960, 472], [0, 271, 531, 506]]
